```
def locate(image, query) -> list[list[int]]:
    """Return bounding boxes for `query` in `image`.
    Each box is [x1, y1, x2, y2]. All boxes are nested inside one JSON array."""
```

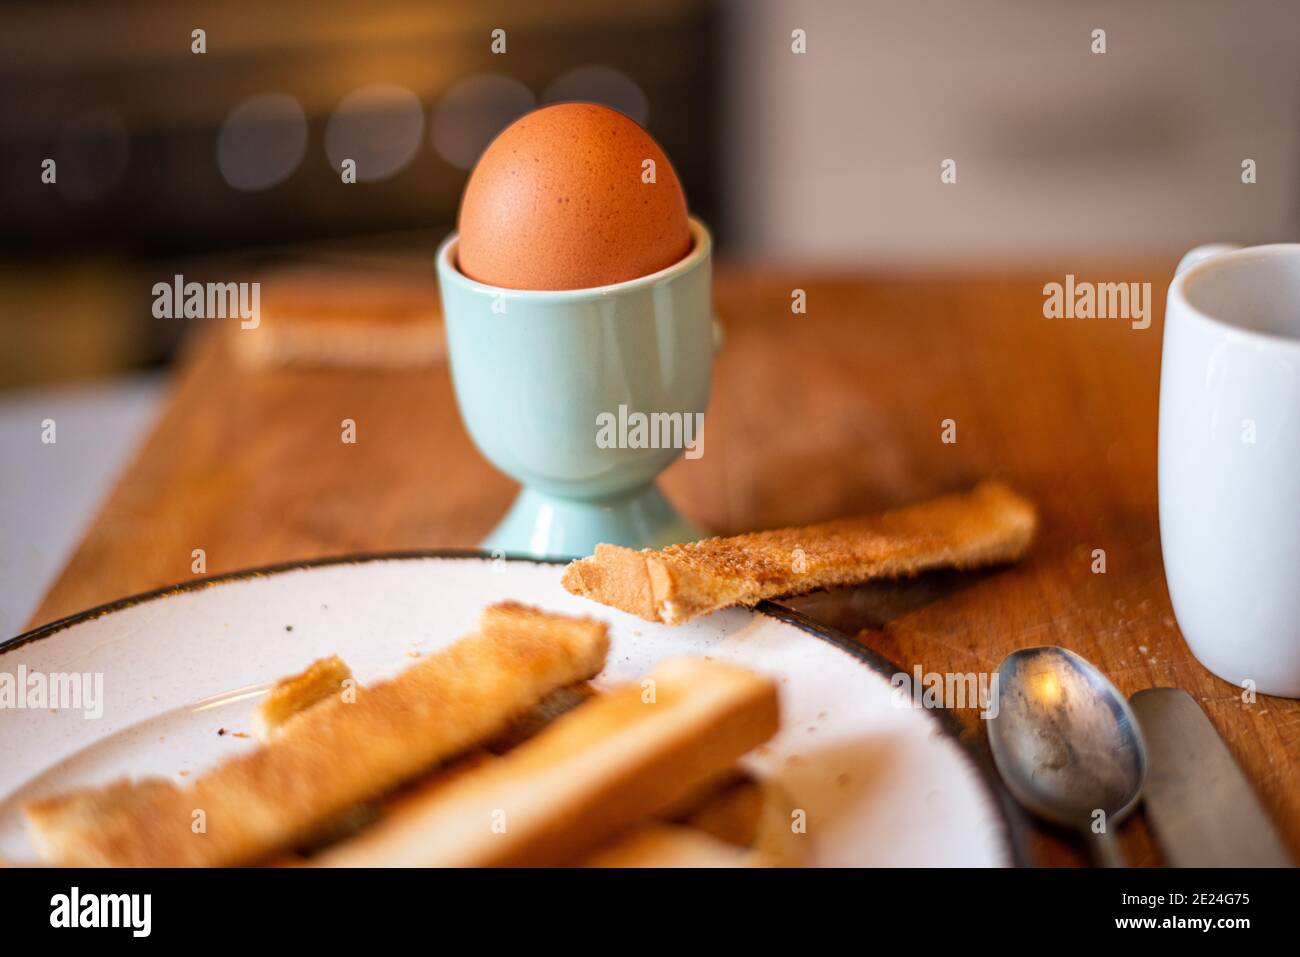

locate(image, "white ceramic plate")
[[0, 554, 1016, 866]]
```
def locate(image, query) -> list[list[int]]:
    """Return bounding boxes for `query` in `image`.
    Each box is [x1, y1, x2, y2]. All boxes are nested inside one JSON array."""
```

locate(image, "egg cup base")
[[481, 484, 704, 559]]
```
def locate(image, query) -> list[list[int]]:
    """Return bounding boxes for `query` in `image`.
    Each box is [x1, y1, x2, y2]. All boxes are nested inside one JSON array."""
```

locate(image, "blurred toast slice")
[[24, 602, 609, 867], [581, 823, 760, 867], [313, 657, 779, 867], [234, 264, 443, 370], [677, 773, 806, 867], [583, 773, 806, 867], [562, 480, 1037, 624], [25, 778, 178, 866]]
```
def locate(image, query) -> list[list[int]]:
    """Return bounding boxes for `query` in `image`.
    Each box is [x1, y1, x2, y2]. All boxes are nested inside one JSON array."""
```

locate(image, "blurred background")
[[1, 0, 1298, 632], [4, 0, 1299, 387]]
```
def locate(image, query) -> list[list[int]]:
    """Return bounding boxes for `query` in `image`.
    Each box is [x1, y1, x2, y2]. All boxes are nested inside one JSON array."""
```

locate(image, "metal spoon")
[[987, 646, 1148, 866]]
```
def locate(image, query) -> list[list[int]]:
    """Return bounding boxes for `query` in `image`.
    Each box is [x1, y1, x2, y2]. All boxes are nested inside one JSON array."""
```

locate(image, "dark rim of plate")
[[1, 548, 1033, 867]]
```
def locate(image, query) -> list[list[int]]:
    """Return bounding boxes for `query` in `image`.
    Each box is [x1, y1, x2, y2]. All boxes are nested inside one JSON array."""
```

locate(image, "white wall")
[[723, 0, 1299, 263]]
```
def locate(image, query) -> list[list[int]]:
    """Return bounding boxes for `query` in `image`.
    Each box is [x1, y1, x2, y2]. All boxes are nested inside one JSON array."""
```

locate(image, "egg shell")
[[456, 102, 691, 291]]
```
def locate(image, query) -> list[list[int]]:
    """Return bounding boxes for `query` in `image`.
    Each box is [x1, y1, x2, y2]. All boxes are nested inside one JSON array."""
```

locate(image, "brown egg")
[[456, 103, 691, 291]]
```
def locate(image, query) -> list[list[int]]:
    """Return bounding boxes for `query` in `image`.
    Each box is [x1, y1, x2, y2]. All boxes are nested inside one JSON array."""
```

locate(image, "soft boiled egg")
[[456, 102, 691, 291]]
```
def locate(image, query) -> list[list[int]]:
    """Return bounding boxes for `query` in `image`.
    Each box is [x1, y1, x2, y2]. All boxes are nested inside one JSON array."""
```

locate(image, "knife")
[[1130, 687, 1293, 867]]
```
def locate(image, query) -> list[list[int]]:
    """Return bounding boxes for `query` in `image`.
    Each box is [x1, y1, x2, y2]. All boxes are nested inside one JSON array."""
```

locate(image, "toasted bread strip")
[[266, 751, 499, 866], [252, 655, 353, 742], [562, 480, 1037, 624], [661, 771, 807, 867], [584, 775, 805, 867], [24, 778, 178, 865], [234, 264, 444, 371], [313, 657, 779, 867], [581, 823, 762, 867], [24, 602, 609, 867], [485, 682, 595, 753]]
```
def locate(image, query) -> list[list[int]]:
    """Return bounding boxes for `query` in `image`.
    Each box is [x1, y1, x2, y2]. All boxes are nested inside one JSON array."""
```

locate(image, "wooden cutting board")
[[25, 259, 1300, 867]]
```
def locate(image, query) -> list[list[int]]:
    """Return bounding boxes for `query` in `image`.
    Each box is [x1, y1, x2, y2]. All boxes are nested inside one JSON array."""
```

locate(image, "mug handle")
[[1175, 243, 1241, 277]]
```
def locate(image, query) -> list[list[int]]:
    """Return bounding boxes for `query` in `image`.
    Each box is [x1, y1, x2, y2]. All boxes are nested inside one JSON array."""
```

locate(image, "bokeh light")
[[542, 65, 648, 126], [217, 93, 308, 192], [324, 84, 425, 182], [431, 74, 535, 171]]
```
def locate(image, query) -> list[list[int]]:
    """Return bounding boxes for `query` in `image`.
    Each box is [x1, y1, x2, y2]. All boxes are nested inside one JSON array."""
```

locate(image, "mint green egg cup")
[[437, 217, 714, 559]]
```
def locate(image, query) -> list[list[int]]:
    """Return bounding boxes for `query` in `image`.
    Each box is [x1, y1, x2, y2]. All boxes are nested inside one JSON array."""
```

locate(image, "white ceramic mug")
[[1159, 243, 1300, 697]]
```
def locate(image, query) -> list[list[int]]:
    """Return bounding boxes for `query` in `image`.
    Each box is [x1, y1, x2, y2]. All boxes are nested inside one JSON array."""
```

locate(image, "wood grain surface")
[[24, 260, 1300, 867]]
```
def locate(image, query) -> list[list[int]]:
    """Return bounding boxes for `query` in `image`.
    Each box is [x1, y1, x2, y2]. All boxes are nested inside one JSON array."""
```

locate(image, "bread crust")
[[252, 654, 353, 742], [312, 657, 779, 867], [562, 480, 1038, 624], [24, 602, 609, 867]]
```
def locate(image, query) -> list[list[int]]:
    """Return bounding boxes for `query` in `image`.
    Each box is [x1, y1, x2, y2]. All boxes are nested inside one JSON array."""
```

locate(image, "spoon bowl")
[[987, 646, 1147, 865]]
